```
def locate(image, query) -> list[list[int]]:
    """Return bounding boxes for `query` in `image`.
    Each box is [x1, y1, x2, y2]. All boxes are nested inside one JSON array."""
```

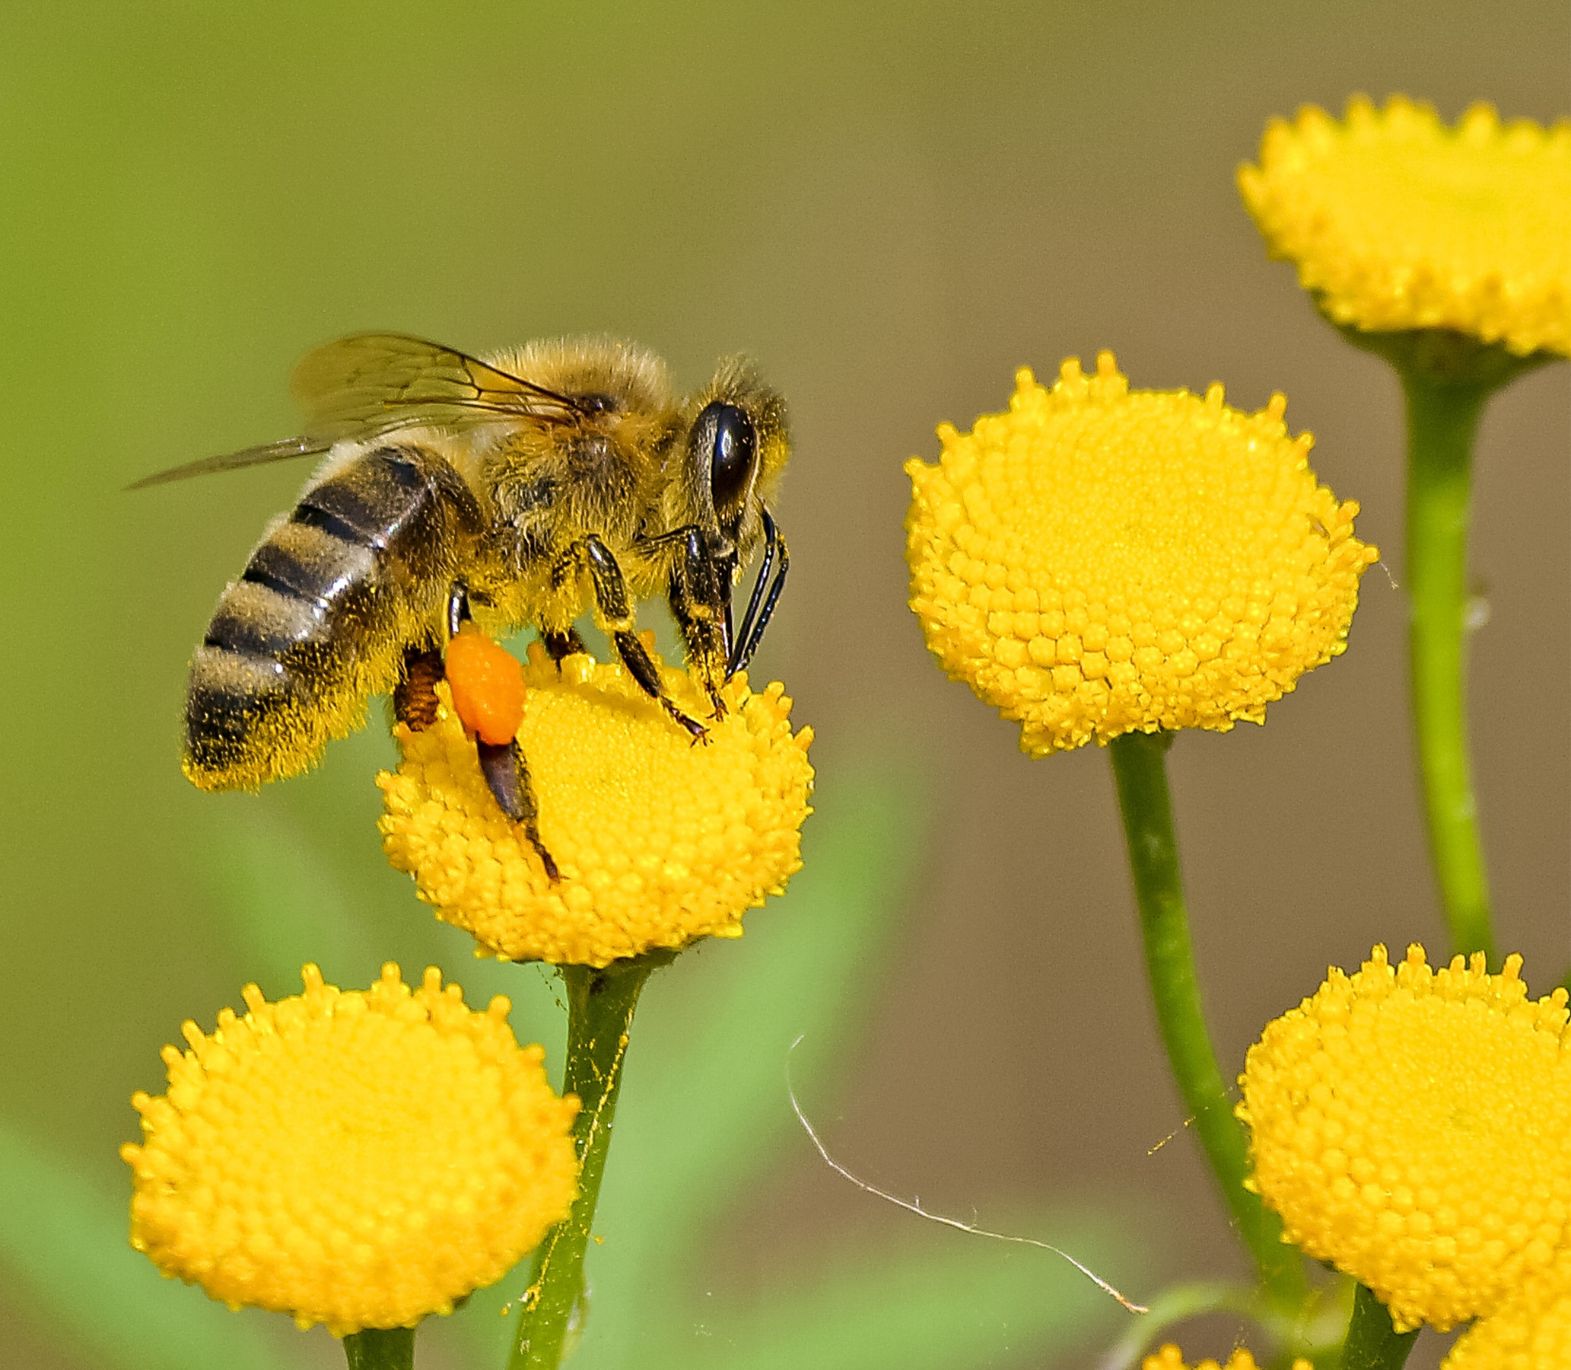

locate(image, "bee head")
[[677, 359, 791, 677], [684, 359, 789, 559]]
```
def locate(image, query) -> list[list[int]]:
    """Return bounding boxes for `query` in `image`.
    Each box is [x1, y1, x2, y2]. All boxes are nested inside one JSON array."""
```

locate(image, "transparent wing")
[[290, 333, 584, 433], [126, 435, 330, 490], [129, 333, 585, 489]]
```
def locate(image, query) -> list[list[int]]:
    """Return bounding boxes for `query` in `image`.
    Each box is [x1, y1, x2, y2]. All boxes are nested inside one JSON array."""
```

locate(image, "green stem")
[[1107, 731, 1306, 1308], [1337, 1284, 1418, 1370], [343, 1327, 415, 1370], [1402, 368, 1497, 965], [509, 956, 661, 1370]]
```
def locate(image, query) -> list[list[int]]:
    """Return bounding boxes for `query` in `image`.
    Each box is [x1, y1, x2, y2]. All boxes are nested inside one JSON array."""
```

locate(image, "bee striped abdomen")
[[185, 445, 476, 790]]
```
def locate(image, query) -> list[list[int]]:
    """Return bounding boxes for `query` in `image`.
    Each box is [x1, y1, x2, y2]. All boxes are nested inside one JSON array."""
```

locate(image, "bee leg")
[[566, 535, 708, 741], [730, 510, 788, 676], [668, 527, 730, 718], [393, 645, 444, 732], [541, 627, 586, 668], [445, 579, 473, 637], [615, 628, 708, 742], [438, 578, 558, 877], [477, 739, 560, 882]]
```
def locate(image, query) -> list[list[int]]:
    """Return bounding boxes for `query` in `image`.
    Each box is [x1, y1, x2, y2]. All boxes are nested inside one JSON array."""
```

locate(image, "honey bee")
[[135, 333, 791, 878]]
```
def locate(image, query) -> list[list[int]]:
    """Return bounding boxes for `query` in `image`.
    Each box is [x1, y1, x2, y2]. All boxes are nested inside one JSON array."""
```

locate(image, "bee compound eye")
[[703, 402, 757, 512]]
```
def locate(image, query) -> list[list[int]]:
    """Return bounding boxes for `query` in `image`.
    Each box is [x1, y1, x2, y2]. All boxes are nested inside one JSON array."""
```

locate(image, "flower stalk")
[[1373, 330, 1555, 967], [1337, 1284, 1418, 1370], [343, 1327, 416, 1370], [1108, 731, 1306, 1308], [510, 955, 665, 1370], [1401, 364, 1494, 965]]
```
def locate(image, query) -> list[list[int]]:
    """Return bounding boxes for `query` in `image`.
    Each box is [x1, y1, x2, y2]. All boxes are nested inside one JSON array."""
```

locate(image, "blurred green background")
[[2, 5, 1566, 1368]]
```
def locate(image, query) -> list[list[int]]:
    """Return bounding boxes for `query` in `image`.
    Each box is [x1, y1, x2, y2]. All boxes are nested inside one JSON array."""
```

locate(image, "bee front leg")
[[668, 527, 730, 718], [561, 535, 708, 742], [730, 508, 788, 677], [477, 739, 560, 882]]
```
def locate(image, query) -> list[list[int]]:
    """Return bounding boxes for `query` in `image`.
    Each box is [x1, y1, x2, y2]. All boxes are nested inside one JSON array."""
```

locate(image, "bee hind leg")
[[393, 645, 445, 731], [541, 627, 586, 668], [390, 576, 475, 731], [401, 583, 559, 881], [448, 581, 559, 880], [477, 739, 560, 882]]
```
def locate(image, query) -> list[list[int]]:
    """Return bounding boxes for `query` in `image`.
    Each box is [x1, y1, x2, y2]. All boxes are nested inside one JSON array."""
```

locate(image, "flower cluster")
[[1141, 1346, 1310, 1370], [1443, 1265, 1571, 1367], [1241, 96, 1571, 358], [379, 644, 813, 966], [118, 77, 1569, 1370], [1239, 945, 1571, 1332], [122, 965, 578, 1334], [905, 353, 1376, 754]]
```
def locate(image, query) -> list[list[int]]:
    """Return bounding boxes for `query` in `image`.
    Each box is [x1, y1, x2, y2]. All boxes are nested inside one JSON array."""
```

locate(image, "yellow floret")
[[121, 965, 579, 1335], [1142, 1347, 1312, 1370], [1240, 95, 1571, 358], [378, 645, 813, 967], [1443, 1264, 1571, 1368], [1238, 945, 1571, 1332], [905, 353, 1377, 755]]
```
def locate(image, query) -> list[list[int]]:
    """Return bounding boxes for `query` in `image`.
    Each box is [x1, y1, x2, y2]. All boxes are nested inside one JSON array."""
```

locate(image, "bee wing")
[[130, 334, 584, 490], [126, 435, 332, 490], [291, 333, 584, 433]]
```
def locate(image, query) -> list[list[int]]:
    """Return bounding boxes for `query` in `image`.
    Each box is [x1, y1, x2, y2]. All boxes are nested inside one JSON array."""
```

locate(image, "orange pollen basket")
[[445, 626, 528, 745]]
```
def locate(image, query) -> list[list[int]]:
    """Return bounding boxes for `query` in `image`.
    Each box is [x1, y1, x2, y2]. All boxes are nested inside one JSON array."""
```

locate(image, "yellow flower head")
[[1443, 1264, 1571, 1369], [904, 354, 1377, 755], [121, 965, 578, 1335], [1238, 944, 1571, 1332], [1240, 96, 1571, 358], [1141, 1347, 1312, 1370], [379, 644, 813, 967]]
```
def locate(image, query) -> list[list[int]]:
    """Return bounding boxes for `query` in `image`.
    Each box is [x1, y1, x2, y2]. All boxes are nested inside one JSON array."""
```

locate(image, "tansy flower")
[[378, 643, 813, 967], [1443, 1263, 1571, 1368], [121, 965, 578, 1335], [1240, 95, 1571, 358], [1141, 1347, 1312, 1370], [904, 354, 1376, 755], [1237, 945, 1571, 1332]]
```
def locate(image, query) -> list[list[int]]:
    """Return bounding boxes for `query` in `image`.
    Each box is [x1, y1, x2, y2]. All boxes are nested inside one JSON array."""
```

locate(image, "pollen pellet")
[[444, 627, 527, 745]]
